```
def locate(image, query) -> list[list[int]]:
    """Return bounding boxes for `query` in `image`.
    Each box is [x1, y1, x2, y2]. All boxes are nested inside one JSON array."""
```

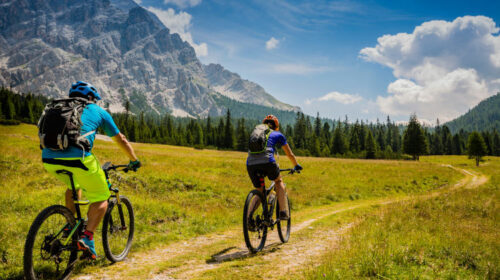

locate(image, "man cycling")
[[41, 81, 141, 260], [247, 115, 302, 220]]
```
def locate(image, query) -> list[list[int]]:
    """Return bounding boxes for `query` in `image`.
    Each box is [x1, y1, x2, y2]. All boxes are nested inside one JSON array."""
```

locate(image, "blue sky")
[[137, 0, 500, 123]]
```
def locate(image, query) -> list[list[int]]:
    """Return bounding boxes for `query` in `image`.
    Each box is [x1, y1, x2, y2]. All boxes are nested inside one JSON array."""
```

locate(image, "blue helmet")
[[69, 81, 102, 100]]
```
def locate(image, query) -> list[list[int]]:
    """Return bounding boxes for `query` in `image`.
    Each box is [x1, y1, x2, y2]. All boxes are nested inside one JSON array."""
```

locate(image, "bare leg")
[[86, 200, 108, 232], [65, 189, 82, 215], [247, 186, 263, 218], [274, 177, 288, 213]]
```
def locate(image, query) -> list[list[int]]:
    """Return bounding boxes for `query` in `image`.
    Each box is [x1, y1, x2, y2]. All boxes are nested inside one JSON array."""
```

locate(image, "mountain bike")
[[23, 162, 135, 280], [243, 168, 298, 253]]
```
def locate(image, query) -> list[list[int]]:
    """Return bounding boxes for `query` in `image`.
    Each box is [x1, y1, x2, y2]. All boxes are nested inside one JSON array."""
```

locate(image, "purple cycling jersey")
[[247, 131, 287, 165]]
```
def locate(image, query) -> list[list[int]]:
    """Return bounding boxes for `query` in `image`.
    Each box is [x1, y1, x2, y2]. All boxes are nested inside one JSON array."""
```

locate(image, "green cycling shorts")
[[43, 154, 110, 203]]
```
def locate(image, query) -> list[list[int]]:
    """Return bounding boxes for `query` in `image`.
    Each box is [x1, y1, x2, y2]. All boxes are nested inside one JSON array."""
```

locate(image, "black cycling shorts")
[[247, 162, 280, 188]]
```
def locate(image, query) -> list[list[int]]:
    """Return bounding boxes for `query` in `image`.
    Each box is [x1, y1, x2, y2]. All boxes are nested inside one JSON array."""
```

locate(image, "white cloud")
[[307, 91, 363, 105], [270, 63, 332, 75], [266, 37, 279, 50], [147, 7, 208, 57], [133, 0, 142, 4], [360, 16, 500, 122], [164, 0, 202, 9]]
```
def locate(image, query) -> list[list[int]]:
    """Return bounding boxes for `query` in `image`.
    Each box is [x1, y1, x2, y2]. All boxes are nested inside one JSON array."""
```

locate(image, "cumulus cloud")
[[306, 91, 363, 105], [147, 7, 208, 57], [270, 63, 332, 75], [164, 0, 202, 9], [266, 37, 279, 50], [360, 16, 500, 122]]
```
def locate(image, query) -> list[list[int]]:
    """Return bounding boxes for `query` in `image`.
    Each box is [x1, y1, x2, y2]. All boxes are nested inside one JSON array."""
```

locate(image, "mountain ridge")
[[444, 93, 500, 133], [0, 0, 298, 117]]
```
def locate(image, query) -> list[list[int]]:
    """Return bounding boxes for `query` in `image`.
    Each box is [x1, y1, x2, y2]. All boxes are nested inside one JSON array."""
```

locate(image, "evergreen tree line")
[[0, 87, 48, 125], [1, 88, 499, 159]]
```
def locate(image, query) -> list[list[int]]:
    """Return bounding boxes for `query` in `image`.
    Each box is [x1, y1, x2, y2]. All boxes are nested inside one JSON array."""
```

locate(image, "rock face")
[[0, 0, 297, 117], [204, 63, 299, 111]]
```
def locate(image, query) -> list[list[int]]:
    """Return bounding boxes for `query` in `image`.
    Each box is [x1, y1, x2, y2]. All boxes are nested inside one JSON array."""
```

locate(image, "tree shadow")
[[206, 242, 282, 264]]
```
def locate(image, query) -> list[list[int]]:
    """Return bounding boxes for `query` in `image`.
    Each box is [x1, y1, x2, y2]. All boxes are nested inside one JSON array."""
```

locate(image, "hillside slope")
[[444, 93, 500, 133]]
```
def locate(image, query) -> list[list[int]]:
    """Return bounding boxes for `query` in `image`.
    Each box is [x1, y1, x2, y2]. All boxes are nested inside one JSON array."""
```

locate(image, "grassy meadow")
[[304, 156, 500, 279], [0, 124, 468, 279]]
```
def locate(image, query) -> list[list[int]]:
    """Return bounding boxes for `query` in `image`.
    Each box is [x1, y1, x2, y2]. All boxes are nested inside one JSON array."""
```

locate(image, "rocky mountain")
[[204, 63, 298, 111], [444, 92, 500, 133], [0, 0, 297, 117]]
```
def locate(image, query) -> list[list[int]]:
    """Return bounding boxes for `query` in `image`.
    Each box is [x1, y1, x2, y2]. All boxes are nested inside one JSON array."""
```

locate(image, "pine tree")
[[224, 109, 235, 149], [452, 134, 463, 155], [331, 125, 346, 155], [365, 130, 376, 159], [309, 134, 321, 157], [4, 95, 15, 119], [216, 118, 225, 147], [205, 116, 213, 146], [236, 118, 247, 151], [467, 132, 488, 166], [322, 122, 331, 145], [403, 114, 428, 160], [391, 124, 401, 153], [314, 112, 321, 137], [349, 127, 360, 153], [294, 112, 307, 149], [493, 131, 500, 156], [193, 121, 204, 146]]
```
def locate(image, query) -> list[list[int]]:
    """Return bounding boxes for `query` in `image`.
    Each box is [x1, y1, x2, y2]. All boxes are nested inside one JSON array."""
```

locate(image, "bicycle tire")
[[24, 205, 78, 280], [243, 190, 268, 253], [102, 195, 134, 262], [276, 192, 291, 243]]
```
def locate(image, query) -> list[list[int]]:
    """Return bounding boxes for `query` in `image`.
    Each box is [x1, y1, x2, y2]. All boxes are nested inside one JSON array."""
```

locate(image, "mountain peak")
[[0, 0, 299, 117]]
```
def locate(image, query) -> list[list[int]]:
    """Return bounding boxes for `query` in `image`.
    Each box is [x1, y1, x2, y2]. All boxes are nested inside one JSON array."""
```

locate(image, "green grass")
[[304, 156, 500, 280], [0, 124, 462, 279]]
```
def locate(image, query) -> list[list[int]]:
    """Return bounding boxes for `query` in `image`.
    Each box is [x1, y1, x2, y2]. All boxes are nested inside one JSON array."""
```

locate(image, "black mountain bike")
[[23, 162, 135, 280], [243, 168, 298, 253]]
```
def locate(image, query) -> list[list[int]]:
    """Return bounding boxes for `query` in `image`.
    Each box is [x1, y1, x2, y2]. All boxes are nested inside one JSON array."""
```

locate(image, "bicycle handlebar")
[[102, 162, 132, 173], [279, 168, 300, 174]]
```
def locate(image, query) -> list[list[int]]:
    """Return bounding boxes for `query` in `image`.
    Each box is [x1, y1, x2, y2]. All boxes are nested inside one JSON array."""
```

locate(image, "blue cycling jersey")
[[42, 103, 120, 159], [247, 130, 287, 165]]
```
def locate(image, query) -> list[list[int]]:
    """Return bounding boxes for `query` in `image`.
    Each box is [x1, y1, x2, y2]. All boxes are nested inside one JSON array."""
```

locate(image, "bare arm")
[[111, 132, 138, 161], [282, 144, 298, 166]]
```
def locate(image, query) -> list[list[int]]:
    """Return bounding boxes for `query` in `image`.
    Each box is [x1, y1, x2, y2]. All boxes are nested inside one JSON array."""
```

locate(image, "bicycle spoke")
[[27, 207, 75, 279], [244, 191, 268, 252], [103, 196, 134, 262]]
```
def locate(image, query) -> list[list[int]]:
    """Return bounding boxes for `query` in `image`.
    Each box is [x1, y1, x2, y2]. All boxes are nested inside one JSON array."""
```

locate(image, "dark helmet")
[[263, 115, 279, 131], [69, 81, 102, 100]]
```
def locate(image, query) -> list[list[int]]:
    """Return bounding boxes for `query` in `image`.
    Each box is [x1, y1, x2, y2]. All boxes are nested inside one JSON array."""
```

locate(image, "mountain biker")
[[247, 115, 302, 221], [41, 81, 141, 260]]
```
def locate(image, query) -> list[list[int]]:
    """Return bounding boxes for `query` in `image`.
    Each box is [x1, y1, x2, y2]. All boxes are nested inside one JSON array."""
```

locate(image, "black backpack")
[[248, 124, 272, 154], [37, 97, 94, 152]]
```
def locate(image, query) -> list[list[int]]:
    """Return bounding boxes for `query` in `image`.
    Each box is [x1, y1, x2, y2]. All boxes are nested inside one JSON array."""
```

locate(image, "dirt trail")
[[75, 167, 486, 280]]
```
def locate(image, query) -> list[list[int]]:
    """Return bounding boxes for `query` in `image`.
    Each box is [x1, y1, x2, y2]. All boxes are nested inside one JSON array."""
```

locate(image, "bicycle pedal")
[[79, 250, 96, 261]]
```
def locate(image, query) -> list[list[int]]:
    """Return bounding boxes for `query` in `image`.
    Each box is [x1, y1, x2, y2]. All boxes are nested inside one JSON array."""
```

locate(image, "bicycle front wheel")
[[24, 205, 78, 280], [243, 190, 268, 253], [276, 192, 291, 243], [102, 195, 134, 262]]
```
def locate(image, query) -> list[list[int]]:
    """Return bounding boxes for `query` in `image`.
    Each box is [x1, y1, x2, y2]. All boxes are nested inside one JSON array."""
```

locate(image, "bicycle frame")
[[261, 168, 295, 227], [53, 164, 129, 245]]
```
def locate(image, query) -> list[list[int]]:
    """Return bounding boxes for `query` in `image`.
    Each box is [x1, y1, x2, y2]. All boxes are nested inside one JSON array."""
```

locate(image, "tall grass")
[[304, 157, 499, 279], [0, 124, 460, 279]]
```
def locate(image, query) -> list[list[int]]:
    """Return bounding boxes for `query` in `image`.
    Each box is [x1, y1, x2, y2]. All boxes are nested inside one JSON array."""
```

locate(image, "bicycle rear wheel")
[[243, 190, 268, 253], [102, 195, 134, 262], [276, 192, 291, 243], [24, 205, 78, 280]]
